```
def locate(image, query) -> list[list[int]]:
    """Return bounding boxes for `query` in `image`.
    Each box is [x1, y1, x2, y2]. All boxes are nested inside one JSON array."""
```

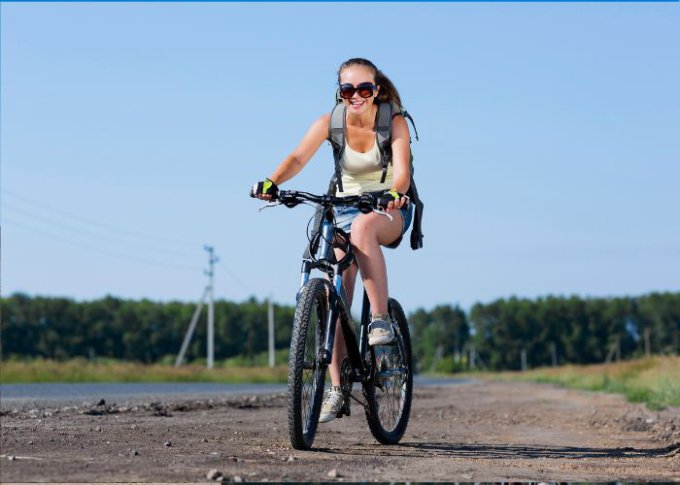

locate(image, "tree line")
[[1, 292, 678, 370], [469, 292, 680, 370], [0, 294, 294, 365]]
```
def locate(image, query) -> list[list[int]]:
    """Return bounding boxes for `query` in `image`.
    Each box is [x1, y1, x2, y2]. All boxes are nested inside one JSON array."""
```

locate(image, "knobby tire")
[[287, 278, 329, 450], [363, 297, 413, 444]]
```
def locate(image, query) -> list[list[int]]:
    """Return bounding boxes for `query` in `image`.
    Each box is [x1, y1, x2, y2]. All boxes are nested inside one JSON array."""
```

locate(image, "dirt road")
[[1, 381, 678, 482]]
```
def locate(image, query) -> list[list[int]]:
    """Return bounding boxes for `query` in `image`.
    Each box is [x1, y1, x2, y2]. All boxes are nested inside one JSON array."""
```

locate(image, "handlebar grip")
[[377, 193, 392, 210], [377, 190, 408, 210], [250, 181, 280, 200]]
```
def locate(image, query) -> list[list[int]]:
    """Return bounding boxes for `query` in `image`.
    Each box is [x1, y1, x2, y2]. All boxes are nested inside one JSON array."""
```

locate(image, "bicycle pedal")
[[337, 400, 351, 418]]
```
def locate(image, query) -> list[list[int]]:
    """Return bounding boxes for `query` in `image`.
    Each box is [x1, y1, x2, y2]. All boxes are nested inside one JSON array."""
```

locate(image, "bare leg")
[[326, 209, 403, 386], [350, 210, 404, 315]]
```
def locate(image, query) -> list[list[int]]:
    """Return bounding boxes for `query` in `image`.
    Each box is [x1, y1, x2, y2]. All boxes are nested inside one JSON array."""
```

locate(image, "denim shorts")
[[333, 202, 413, 236]]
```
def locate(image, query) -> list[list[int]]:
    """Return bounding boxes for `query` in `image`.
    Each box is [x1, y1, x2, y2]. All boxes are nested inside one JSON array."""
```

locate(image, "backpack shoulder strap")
[[328, 103, 346, 193], [375, 102, 393, 184], [397, 109, 419, 142]]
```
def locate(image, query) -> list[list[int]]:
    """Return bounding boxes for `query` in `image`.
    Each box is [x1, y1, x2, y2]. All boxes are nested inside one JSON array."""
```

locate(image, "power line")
[[3, 218, 199, 272], [2, 188, 199, 249], [3, 188, 255, 291], [216, 259, 254, 295], [3, 201, 197, 260]]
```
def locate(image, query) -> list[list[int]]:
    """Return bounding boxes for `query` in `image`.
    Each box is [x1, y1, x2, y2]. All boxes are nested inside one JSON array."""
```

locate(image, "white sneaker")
[[318, 386, 344, 423], [368, 319, 395, 346]]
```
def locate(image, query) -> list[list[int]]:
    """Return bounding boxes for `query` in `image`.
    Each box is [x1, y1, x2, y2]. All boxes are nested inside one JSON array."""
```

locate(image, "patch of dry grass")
[[0, 358, 288, 384], [490, 356, 680, 410]]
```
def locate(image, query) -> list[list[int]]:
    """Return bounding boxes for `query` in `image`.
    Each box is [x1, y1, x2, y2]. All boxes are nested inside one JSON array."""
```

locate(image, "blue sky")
[[2, 2, 679, 312]]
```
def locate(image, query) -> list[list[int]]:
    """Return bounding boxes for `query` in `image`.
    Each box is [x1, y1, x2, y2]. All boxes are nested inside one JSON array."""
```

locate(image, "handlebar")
[[253, 189, 385, 214]]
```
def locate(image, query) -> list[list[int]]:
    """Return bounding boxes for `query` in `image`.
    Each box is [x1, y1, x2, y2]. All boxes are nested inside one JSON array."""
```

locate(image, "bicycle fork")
[[320, 272, 343, 365], [296, 219, 343, 366], [297, 219, 363, 375], [323, 281, 370, 386]]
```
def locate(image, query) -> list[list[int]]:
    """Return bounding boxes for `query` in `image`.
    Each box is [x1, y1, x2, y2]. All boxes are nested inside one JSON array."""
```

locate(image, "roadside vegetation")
[[3, 354, 678, 413], [483, 356, 680, 411], [2, 292, 677, 407], [0, 357, 288, 384], [3, 292, 679, 374]]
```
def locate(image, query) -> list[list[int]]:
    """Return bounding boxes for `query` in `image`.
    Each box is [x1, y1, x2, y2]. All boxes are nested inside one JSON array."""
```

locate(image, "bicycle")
[[254, 189, 413, 450]]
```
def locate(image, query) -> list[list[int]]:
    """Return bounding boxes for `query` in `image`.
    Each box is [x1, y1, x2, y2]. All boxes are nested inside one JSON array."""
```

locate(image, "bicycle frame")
[[297, 206, 371, 383]]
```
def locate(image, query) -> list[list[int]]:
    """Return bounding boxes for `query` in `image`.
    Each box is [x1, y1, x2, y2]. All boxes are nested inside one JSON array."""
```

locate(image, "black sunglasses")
[[338, 82, 377, 100]]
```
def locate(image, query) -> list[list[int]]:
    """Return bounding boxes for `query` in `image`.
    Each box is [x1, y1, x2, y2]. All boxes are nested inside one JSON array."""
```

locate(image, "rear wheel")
[[287, 278, 328, 450], [363, 297, 413, 444]]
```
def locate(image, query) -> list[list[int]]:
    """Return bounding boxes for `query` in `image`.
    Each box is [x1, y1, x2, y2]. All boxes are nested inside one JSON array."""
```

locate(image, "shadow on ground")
[[314, 441, 680, 459]]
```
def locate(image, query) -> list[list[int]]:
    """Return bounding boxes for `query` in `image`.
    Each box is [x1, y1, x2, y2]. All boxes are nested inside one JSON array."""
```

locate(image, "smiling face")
[[339, 65, 379, 116]]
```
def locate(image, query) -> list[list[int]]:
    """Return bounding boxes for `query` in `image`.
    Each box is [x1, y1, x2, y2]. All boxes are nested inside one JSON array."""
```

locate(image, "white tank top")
[[337, 138, 393, 196]]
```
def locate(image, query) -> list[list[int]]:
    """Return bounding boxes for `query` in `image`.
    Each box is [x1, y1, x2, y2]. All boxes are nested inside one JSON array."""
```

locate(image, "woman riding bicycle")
[[253, 58, 413, 423]]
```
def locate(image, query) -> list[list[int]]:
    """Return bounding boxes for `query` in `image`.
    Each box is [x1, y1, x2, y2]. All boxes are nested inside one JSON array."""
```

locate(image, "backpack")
[[327, 102, 424, 250]]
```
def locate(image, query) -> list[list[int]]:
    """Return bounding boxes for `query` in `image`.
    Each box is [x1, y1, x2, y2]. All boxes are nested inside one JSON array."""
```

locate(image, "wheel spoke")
[[373, 343, 403, 432]]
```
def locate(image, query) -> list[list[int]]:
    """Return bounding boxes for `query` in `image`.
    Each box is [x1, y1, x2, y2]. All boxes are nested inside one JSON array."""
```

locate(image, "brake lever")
[[258, 201, 281, 212], [373, 207, 394, 222]]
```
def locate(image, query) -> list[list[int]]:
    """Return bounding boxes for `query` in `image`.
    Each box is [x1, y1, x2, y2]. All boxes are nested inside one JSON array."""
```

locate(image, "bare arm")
[[268, 114, 330, 185]]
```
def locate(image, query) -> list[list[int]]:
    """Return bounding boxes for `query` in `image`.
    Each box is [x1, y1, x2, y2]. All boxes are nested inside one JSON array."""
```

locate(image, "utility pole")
[[551, 342, 558, 367], [205, 245, 219, 370], [175, 246, 218, 369], [268, 296, 275, 368], [644, 328, 651, 358], [175, 287, 209, 367]]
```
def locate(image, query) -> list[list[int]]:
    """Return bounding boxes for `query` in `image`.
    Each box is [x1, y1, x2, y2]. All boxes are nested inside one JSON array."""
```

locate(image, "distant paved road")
[[0, 376, 470, 410]]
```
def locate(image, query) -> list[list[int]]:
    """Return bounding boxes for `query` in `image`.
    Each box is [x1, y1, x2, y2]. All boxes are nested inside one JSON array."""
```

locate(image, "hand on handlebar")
[[250, 178, 279, 200], [378, 190, 410, 211]]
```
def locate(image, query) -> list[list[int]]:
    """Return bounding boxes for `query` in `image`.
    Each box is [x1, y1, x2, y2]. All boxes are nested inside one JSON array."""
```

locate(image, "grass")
[[0, 357, 289, 384], [4, 355, 678, 412], [481, 355, 680, 411]]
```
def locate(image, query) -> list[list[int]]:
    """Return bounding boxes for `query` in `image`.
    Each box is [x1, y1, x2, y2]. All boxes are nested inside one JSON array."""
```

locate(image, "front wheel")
[[363, 297, 413, 444], [287, 278, 329, 450]]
